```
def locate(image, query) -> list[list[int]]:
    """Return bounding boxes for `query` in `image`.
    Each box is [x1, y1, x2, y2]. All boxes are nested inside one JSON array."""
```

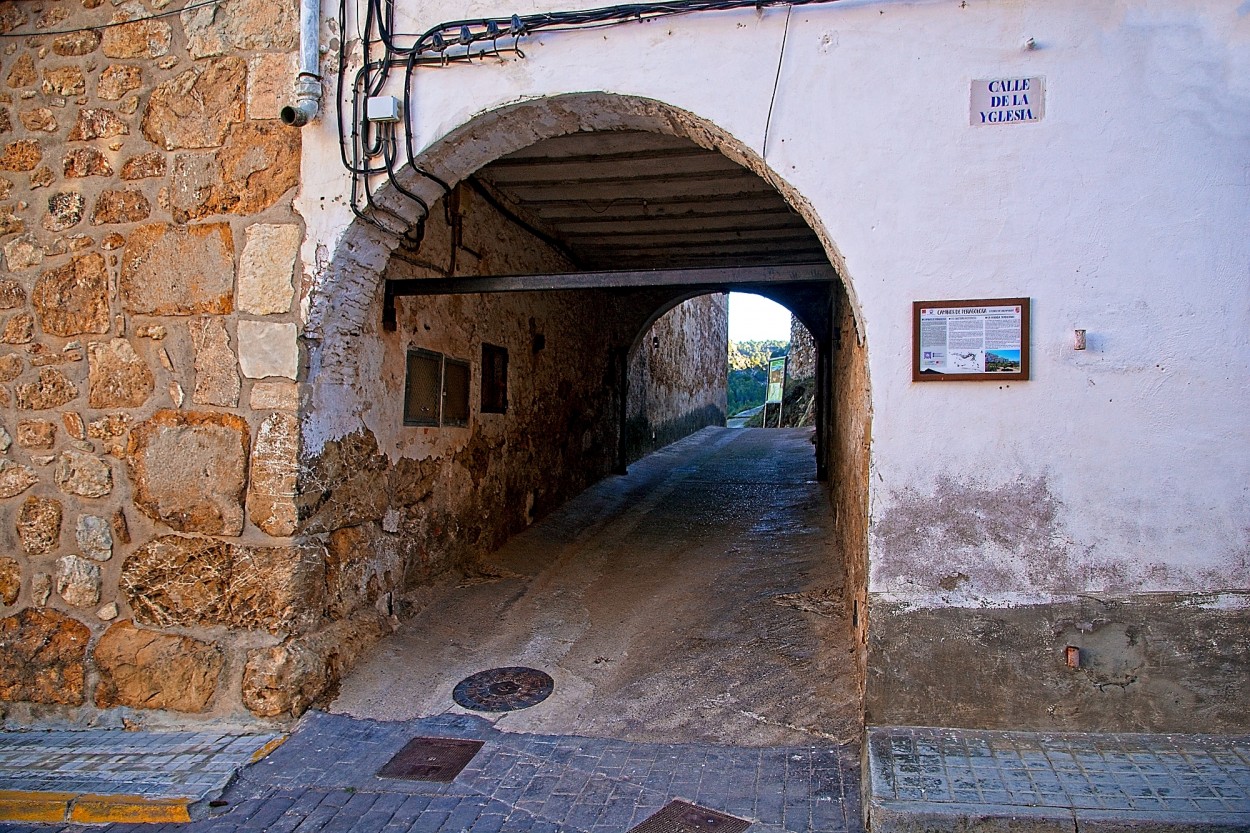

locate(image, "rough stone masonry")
[[0, 0, 733, 729], [0, 0, 320, 727]]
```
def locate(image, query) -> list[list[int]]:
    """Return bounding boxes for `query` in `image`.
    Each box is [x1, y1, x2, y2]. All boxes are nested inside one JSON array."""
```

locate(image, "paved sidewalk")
[[0, 710, 862, 832], [0, 730, 283, 824], [868, 726, 1250, 832]]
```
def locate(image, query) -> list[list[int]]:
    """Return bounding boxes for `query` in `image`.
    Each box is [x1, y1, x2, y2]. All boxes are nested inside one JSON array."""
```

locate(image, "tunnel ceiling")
[[470, 131, 827, 271]]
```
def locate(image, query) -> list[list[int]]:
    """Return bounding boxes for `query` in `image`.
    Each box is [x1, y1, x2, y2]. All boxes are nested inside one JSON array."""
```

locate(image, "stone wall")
[[304, 187, 730, 594], [0, 0, 308, 727], [830, 283, 870, 690], [787, 315, 816, 383], [625, 295, 727, 464]]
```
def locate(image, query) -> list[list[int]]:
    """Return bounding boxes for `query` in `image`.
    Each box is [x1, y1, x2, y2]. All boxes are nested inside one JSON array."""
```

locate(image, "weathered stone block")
[[237, 321, 298, 380], [298, 429, 390, 534], [55, 554, 101, 607], [141, 57, 244, 150], [55, 449, 112, 498], [87, 339, 153, 408], [87, 413, 131, 456], [101, 11, 171, 59], [0, 204, 23, 239], [17, 496, 62, 554], [183, 0, 296, 58], [325, 523, 401, 620], [241, 611, 389, 718], [1, 311, 33, 343], [77, 514, 114, 561], [120, 223, 234, 316], [248, 412, 298, 536], [228, 541, 325, 633], [5, 53, 35, 87], [0, 557, 19, 605], [0, 460, 38, 498], [16, 419, 55, 448], [93, 620, 222, 712], [0, 608, 90, 705], [91, 189, 150, 225], [0, 140, 40, 171], [3, 235, 42, 271], [67, 108, 128, 141], [63, 147, 113, 178], [43, 66, 85, 96], [247, 53, 295, 120], [43, 191, 84, 231], [98, 65, 142, 101], [20, 107, 57, 132], [53, 31, 100, 55], [250, 380, 298, 411], [120, 534, 324, 633], [120, 152, 165, 180], [30, 573, 51, 606], [172, 121, 300, 222], [16, 368, 77, 409], [190, 316, 239, 407], [126, 410, 249, 535], [62, 412, 86, 440], [33, 253, 111, 337], [121, 534, 229, 627], [238, 224, 300, 314]]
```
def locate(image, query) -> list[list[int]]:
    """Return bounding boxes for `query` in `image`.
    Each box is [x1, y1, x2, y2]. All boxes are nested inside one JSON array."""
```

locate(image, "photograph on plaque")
[[912, 298, 1030, 382]]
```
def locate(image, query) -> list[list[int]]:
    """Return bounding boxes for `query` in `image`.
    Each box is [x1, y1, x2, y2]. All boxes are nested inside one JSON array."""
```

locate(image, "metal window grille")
[[442, 358, 470, 426], [404, 349, 443, 426], [480, 343, 508, 414]]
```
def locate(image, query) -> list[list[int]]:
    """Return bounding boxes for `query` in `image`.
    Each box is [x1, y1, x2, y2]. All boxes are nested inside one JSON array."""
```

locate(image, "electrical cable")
[[342, 0, 845, 238]]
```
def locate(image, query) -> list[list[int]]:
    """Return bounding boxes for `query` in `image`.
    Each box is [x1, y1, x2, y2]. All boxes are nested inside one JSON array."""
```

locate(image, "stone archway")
[[290, 92, 872, 724]]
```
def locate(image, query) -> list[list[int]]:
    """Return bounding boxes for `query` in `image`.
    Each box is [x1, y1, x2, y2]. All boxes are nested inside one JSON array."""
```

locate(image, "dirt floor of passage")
[[331, 426, 862, 747]]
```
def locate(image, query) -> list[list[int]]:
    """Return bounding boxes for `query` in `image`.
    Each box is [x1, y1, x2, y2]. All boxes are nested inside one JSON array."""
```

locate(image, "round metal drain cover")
[[452, 667, 554, 712]]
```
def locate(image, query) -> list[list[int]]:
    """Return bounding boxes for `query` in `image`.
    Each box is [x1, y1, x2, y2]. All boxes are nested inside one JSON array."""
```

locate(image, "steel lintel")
[[386, 263, 835, 297]]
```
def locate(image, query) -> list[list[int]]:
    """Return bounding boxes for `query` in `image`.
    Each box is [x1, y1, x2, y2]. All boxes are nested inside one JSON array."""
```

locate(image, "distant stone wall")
[[0, 0, 307, 727], [625, 295, 728, 463], [788, 316, 816, 382]]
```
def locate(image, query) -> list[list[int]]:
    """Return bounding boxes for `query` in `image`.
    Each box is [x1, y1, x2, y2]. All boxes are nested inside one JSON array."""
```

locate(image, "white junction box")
[[366, 95, 402, 122]]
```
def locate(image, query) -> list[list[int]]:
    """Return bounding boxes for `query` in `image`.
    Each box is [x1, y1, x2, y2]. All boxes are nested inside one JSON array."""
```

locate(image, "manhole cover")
[[627, 801, 750, 833], [377, 737, 483, 781], [452, 667, 554, 712]]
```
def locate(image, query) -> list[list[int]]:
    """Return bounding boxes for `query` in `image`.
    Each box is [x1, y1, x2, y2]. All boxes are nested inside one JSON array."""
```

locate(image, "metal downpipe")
[[281, 0, 322, 126]]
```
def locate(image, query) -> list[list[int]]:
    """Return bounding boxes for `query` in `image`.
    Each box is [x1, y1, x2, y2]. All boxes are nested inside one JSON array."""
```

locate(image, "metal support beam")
[[385, 263, 836, 296]]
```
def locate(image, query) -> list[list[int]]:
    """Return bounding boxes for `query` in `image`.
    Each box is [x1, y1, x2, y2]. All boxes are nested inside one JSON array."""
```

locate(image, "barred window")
[[480, 343, 508, 414], [404, 348, 470, 428]]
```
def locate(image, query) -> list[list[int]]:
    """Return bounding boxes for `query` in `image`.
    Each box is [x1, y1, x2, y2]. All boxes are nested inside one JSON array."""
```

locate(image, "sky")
[[727, 292, 792, 342]]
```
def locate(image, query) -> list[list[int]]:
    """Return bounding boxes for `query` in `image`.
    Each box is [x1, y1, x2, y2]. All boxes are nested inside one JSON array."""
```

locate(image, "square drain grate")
[[377, 736, 484, 782], [626, 801, 751, 833]]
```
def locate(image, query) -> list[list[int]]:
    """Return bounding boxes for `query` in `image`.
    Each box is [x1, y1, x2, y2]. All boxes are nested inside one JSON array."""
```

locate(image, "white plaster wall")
[[296, 0, 1250, 601]]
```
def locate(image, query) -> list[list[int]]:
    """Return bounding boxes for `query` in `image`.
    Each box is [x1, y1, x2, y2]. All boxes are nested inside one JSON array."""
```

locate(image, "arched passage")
[[300, 92, 872, 738]]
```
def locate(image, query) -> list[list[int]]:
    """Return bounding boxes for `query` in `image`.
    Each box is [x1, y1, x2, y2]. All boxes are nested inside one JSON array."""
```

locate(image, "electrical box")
[[366, 96, 402, 123]]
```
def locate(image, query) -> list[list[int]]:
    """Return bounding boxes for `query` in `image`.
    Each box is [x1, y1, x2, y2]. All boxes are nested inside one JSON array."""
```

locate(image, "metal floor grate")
[[377, 737, 484, 782], [626, 800, 751, 833]]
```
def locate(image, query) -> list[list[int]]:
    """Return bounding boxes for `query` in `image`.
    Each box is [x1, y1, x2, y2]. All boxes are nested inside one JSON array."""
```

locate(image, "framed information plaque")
[[912, 298, 1030, 382]]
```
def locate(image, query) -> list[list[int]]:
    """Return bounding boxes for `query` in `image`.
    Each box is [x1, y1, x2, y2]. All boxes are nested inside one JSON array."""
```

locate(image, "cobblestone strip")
[[868, 726, 1250, 830], [0, 731, 282, 800], [0, 712, 862, 833]]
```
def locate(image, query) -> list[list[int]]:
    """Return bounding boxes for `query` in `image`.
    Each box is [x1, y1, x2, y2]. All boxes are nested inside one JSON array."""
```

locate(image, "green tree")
[[727, 340, 788, 415]]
